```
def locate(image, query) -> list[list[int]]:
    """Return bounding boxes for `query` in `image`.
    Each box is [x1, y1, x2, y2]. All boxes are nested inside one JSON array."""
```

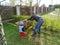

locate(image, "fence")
[[0, 5, 54, 21], [0, 6, 15, 20]]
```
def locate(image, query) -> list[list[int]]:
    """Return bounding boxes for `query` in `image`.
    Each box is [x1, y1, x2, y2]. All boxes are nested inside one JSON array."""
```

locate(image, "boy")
[[16, 19, 27, 39]]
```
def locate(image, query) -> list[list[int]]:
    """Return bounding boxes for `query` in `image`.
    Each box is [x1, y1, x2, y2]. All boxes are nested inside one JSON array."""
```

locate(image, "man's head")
[[32, 12, 36, 16]]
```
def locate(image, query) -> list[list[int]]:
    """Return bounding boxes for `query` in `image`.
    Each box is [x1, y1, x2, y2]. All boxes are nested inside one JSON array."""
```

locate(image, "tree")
[[0, 15, 7, 45], [20, 0, 33, 15], [0, 0, 7, 45], [29, 0, 33, 15], [9, 0, 16, 6], [54, 4, 60, 8], [37, 0, 41, 14]]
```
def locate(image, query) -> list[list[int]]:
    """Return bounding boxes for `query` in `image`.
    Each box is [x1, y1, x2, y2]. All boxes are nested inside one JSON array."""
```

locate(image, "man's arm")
[[23, 16, 34, 22], [27, 16, 33, 20]]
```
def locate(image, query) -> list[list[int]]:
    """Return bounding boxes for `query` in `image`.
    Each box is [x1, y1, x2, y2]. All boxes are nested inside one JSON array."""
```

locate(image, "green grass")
[[3, 23, 60, 45], [41, 13, 60, 45], [3, 13, 60, 45], [3, 23, 32, 45], [42, 13, 60, 20]]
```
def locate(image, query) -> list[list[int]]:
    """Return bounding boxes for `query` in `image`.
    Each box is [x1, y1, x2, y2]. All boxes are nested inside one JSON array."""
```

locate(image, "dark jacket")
[[27, 15, 41, 22]]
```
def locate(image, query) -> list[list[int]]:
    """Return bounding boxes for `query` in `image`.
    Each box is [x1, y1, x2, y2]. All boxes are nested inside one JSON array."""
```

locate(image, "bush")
[[43, 17, 60, 32], [12, 15, 21, 21], [11, 15, 30, 23], [27, 20, 36, 26], [12, 15, 60, 32]]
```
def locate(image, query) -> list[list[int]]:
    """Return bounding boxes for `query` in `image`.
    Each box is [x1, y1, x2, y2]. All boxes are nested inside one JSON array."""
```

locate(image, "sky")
[[0, 0, 60, 6]]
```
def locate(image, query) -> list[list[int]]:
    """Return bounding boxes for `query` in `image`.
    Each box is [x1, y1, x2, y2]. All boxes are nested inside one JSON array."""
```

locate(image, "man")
[[25, 13, 44, 37]]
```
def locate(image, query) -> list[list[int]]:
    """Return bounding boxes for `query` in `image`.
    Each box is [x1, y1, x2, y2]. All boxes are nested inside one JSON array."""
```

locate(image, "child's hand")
[[23, 19, 28, 22], [23, 19, 27, 21]]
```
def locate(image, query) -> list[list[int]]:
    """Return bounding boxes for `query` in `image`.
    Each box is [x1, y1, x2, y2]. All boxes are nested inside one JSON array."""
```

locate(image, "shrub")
[[12, 15, 30, 23], [43, 17, 60, 32], [12, 15, 21, 21], [12, 15, 60, 32]]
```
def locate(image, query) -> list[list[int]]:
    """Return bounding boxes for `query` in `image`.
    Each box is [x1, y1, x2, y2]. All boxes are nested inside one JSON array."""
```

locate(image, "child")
[[19, 20, 27, 39]]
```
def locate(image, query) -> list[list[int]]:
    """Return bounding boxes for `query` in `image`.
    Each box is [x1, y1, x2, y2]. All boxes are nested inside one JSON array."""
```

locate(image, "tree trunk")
[[30, 1, 32, 15], [16, 5, 20, 16], [37, 0, 41, 15], [0, 15, 7, 45], [34, 7, 36, 14]]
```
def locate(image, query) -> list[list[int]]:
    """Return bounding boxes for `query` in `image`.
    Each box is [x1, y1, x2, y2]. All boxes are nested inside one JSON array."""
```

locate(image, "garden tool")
[[24, 20, 33, 30]]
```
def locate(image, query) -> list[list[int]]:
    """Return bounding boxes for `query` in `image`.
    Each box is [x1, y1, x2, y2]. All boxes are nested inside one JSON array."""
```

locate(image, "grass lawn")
[[3, 23, 60, 45], [3, 23, 32, 45], [3, 13, 60, 45]]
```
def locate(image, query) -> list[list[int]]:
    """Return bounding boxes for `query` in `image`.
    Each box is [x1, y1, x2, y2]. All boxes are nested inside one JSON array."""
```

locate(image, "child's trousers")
[[20, 32, 27, 39]]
